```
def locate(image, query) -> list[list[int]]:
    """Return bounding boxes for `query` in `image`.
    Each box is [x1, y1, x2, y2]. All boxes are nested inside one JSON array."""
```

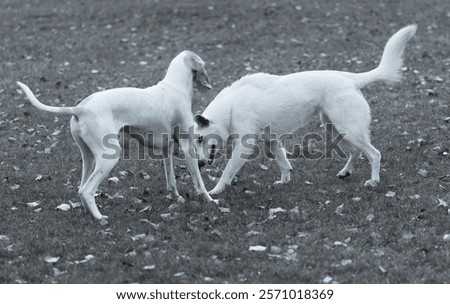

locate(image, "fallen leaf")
[[108, 177, 120, 184], [125, 251, 137, 257], [10, 184, 20, 190], [269, 207, 286, 218], [270, 246, 282, 254], [208, 175, 218, 181], [44, 256, 60, 264], [259, 164, 268, 171], [109, 192, 124, 199], [335, 204, 344, 215], [130, 234, 147, 241], [437, 198, 448, 207], [83, 254, 94, 262], [0, 235, 10, 241], [340, 259, 352, 266], [219, 207, 230, 213], [173, 272, 185, 277], [378, 266, 387, 273], [385, 191, 396, 198], [53, 267, 66, 277], [322, 276, 333, 283], [418, 169, 428, 177], [56, 203, 71, 211], [366, 214, 375, 221], [27, 201, 40, 208], [402, 232, 415, 240], [249, 245, 267, 252], [69, 201, 82, 208], [143, 265, 156, 270], [289, 206, 300, 214], [140, 172, 150, 180], [139, 205, 152, 213], [443, 234, 450, 241]]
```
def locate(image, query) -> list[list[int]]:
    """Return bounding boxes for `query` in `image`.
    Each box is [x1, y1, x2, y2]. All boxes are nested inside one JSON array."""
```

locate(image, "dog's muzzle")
[[208, 144, 216, 165]]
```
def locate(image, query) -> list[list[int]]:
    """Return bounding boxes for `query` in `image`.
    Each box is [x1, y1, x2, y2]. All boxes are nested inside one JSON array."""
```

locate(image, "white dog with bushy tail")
[[194, 25, 417, 195]]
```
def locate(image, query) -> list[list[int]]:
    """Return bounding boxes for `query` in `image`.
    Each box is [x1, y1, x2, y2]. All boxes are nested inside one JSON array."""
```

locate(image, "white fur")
[[18, 50, 217, 221], [194, 25, 417, 195]]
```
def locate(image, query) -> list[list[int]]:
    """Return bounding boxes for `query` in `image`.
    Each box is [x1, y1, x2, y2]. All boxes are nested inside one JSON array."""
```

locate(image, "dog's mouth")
[[208, 144, 216, 165]]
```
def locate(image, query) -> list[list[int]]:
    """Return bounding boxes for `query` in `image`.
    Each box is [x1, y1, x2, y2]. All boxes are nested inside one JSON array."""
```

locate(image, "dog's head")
[[182, 51, 212, 92], [193, 113, 228, 168]]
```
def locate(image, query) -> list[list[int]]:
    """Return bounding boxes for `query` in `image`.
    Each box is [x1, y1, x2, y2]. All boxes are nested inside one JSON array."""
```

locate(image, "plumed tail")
[[353, 24, 417, 88]]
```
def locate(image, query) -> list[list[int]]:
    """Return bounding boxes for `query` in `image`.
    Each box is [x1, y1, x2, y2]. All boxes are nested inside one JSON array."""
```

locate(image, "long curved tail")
[[17, 82, 81, 116], [353, 24, 417, 89]]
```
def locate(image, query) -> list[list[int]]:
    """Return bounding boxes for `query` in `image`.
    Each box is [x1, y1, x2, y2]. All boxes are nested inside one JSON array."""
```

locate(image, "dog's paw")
[[337, 172, 351, 179], [177, 196, 186, 204], [364, 179, 378, 187], [273, 175, 290, 185]]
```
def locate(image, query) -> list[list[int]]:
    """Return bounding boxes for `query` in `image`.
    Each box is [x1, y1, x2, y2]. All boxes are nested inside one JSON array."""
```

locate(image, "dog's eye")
[[198, 136, 203, 143]]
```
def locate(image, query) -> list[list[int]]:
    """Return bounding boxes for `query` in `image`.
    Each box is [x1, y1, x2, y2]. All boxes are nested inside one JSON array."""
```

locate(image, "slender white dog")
[[18, 50, 218, 221], [194, 25, 417, 195]]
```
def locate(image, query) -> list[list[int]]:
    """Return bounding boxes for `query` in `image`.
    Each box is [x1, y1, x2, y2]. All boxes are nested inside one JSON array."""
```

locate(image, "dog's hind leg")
[[72, 133, 95, 188], [77, 133, 121, 220], [320, 112, 358, 179], [163, 138, 185, 203], [340, 137, 381, 187], [209, 137, 257, 195], [71, 119, 95, 213], [270, 140, 293, 185], [323, 95, 381, 187], [336, 143, 361, 179]]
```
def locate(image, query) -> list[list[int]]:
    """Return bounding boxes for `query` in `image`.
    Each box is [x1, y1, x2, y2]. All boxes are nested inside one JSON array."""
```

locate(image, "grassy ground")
[[0, 0, 449, 283]]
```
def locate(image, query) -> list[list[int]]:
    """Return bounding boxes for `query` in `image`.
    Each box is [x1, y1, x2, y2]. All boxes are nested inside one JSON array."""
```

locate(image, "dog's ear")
[[194, 114, 210, 127], [186, 52, 212, 91], [193, 68, 212, 92]]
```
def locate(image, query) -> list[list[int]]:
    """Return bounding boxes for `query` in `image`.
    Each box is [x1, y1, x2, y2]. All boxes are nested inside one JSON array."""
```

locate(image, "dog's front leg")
[[179, 139, 218, 204], [209, 137, 256, 195], [163, 140, 185, 203]]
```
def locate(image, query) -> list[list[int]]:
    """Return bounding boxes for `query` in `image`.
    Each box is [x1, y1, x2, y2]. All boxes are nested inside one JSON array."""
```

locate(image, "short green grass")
[[1, 0, 449, 283]]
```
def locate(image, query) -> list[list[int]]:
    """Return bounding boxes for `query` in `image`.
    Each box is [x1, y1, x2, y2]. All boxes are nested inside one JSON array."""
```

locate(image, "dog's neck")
[[162, 55, 194, 97]]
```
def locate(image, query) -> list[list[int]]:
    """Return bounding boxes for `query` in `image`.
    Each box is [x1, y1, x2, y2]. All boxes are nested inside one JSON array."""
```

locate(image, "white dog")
[[18, 50, 218, 221], [194, 25, 417, 195]]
